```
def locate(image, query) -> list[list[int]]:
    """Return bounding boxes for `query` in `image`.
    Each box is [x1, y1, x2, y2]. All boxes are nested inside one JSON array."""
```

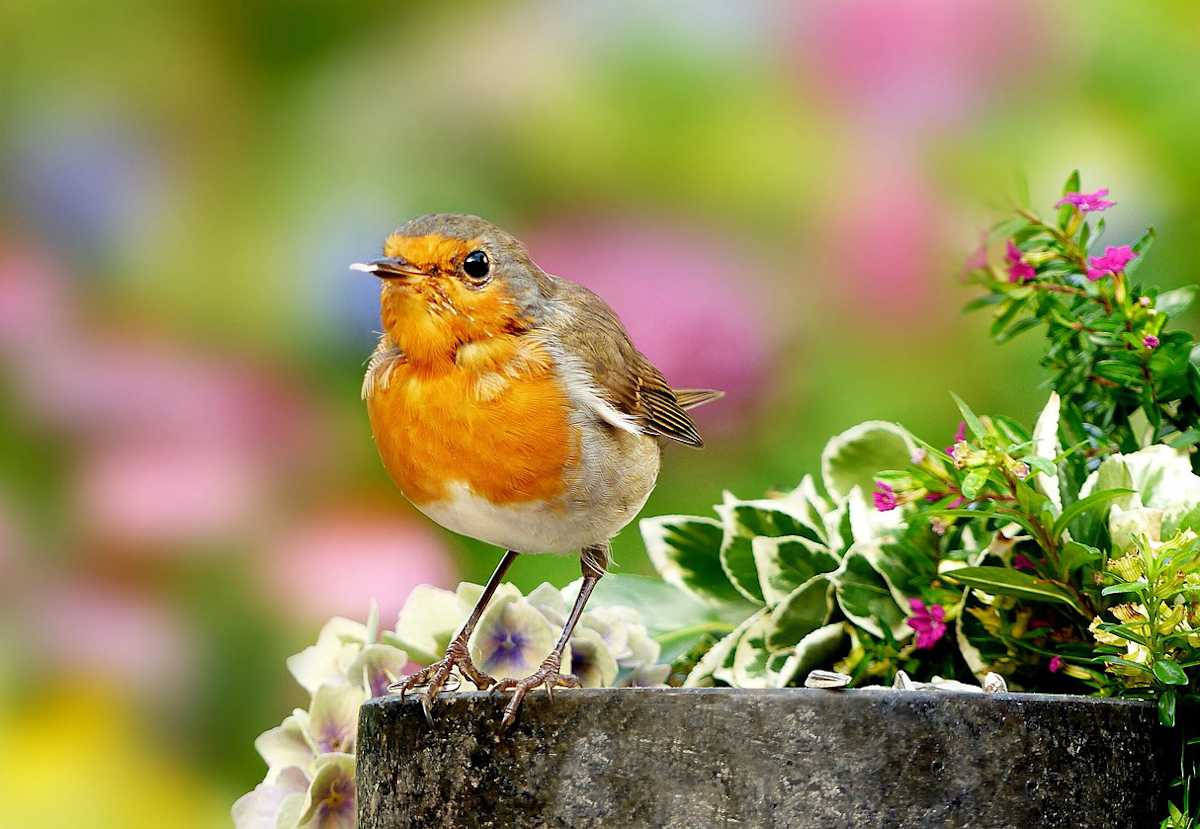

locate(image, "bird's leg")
[[390, 549, 519, 723], [494, 542, 608, 729]]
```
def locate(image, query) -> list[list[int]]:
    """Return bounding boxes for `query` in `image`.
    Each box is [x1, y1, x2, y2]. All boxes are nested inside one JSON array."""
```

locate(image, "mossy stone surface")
[[358, 687, 1169, 829]]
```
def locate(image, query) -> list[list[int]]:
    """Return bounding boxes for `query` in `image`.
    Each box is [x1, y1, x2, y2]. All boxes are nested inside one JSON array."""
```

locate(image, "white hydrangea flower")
[[286, 602, 409, 699], [468, 591, 563, 681], [297, 753, 357, 829], [232, 766, 308, 829]]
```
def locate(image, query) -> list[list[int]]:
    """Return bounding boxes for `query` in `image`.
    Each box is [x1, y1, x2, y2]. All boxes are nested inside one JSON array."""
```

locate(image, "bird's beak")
[[349, 256, 425, 280]]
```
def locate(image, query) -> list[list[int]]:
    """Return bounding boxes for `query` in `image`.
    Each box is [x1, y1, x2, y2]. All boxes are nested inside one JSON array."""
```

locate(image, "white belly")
[[412, 482, 614, 554]]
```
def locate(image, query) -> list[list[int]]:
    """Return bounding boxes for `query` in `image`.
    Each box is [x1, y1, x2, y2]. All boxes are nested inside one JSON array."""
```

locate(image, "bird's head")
[[352, 214, 553, 365]]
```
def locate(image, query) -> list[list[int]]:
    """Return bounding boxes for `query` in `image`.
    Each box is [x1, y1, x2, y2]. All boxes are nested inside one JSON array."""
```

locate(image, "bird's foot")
[[388, 637, 496, 724], [493, 652, 580, 729]]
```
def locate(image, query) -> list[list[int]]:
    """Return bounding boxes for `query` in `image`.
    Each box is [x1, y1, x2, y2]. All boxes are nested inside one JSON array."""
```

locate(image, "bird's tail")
[[672, 388, 725, 411]]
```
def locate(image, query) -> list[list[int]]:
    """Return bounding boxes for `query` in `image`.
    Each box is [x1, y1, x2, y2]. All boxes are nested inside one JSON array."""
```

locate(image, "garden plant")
[[236, 173, 1200, 829]]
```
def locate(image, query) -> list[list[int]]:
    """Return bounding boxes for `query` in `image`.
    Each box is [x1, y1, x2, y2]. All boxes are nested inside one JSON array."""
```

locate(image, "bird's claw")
[[493, 655, 580, 730], [388, 638, 496, 723]]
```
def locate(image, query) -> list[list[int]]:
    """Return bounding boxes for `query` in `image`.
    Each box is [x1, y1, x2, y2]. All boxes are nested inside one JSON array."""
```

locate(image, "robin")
[[352, 213, 721, 727]]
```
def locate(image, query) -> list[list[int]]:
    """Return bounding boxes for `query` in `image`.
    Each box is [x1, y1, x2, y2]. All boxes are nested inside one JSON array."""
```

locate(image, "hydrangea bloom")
[[236, 588, 671, 827], [1054, 188, 1116, 213], [1086, 245, 1136, 281], [906, 599, 947, 649]]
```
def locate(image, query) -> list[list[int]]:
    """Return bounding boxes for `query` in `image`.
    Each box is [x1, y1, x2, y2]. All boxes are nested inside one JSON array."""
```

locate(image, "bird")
[[352, 213, 721, 727]]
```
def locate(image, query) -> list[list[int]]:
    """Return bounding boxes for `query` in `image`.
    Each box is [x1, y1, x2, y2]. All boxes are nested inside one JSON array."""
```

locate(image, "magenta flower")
[[1086, 245, 1136, 281], [907, 599, 947, 649], [873, 481, 898, 512], [1012, 553, 1035, 572], [1048, 656, 1063, 673], [1143, 335, 1160, 349], [1005, 239, 1035, 283], [946, 421, 968, 457], [1054, 188, 1116, 214]]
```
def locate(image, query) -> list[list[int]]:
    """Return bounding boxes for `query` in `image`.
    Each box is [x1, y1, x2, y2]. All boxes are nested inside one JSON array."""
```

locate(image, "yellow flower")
[[1106, 554, 1144, 583], [1088, 616, 1125, 647], [1010, 608, 1032, 639], [0, 687, 226, 829], [1062, 663, 1094, 681], [968, 605, 1003, 635], [1111, 603, 1147, 624], [1156, 603, 1185, 635]]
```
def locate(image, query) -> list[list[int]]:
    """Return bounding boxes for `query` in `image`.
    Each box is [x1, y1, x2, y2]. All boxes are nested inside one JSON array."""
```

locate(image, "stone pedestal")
[[357, 687, 1169, 828]]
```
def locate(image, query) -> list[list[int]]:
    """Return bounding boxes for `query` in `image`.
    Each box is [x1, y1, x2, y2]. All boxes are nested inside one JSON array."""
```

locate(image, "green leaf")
[[1093, 360, 1144, 385], [714, 494, 828, 607], [640, 515, 744, 606], [963, 294, 1005, 313], [832, 548, 909, 640], [950, 392, 986, 438], [731, 614, 774, 688], [1061, 169, 1081, 197], [1159, 688, 1177, 727], [1168, 430, 1200, 450], [766, 575, 834, 651], [1060, 541, 1101, 574], [1101, 580, 1148, 597], [1023, 456, 1056, 477], [1153, 658, 1189, 686], [684, 608, 765, 687], [1125, 227, 1155, 275], [718, 533, 765, 605], [1156, 286, 1197, 319], [1052, 488, 1136, 539], [1099, 655, 1153, 675], [820, 421, 916, 503], [960, 469, 989, 501], [752, 535, 839, 605], [1057, 169, 1080, 230], [772, 623, 846, 688], [942, 566, 1084, 614]]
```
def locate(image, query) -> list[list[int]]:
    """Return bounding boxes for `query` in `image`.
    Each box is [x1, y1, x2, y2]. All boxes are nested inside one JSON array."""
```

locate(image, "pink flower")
[[264, 513, 455, 622], [946, 421, 967, 457], [30, 582, 196, 696], [1086, 245, 1136, 281], [792, 0, 1040, 129], [1054, 188, 1116, 214], [907, 599, 947, 649], [1143, 335, 1160, 349], [1012, 553, 1035, 571], [1048, 656, 1063, 673], [1005, 240, 1035, 283], [873, 481, 898, 512], [77, 440, 264, 546], [528, 219, 771, 428]]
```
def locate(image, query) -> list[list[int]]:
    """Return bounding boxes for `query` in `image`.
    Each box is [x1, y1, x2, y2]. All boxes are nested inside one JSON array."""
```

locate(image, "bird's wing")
[[542, 280, 712, 447]]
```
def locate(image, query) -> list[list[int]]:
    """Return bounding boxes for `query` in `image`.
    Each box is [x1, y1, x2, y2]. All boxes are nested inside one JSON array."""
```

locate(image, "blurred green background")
[[2, 0, 1199, 824]]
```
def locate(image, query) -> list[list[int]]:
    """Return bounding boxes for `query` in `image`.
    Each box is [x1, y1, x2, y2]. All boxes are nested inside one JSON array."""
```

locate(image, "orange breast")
[[366, 355, 577, 507]]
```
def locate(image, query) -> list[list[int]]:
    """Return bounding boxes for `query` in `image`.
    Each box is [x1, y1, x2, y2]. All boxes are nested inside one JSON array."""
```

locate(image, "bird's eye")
[[462, 250, 490, 282]]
